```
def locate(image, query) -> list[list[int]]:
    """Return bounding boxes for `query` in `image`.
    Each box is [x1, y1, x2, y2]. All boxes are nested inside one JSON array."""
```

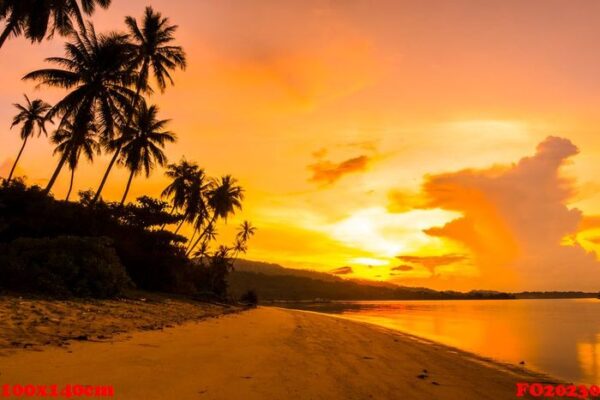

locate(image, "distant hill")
[[233, 259, 340, 282], [229, 259, 514, 301], [515, 291, 599, 299]]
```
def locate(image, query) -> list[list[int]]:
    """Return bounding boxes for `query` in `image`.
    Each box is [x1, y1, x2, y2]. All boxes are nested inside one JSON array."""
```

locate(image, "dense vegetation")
[[0, 3, 255, 300], [0, 180, 254, 299]]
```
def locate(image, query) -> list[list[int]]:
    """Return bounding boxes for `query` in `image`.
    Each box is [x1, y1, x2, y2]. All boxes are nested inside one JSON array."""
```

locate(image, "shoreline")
[[284, 306, 559, 383], [0, 306, 549, 399]]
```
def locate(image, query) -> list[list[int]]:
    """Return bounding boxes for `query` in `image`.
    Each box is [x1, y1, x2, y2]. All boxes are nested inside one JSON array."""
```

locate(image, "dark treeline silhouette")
[[0, 180, 254, 299], [228, 270, 515, 301], [1, 2, 256, 300], [229, 260, 514, 302], [515, 292, 599, 299]]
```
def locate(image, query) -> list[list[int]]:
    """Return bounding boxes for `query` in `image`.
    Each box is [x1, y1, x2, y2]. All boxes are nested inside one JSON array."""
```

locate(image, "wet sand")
[[0, 306, 546, 399]]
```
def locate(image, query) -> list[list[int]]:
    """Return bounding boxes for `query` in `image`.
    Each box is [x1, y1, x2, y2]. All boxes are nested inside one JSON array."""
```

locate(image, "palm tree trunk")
[[7, 136, 28, 182], [0, 19, 17, 49], [186, 229, 198, 251], [186, 214, 217, 257], [44, 153, 68, 194], [91, 143, 121, 204], [159, 205, 176, 231], [91, 73, 146, 205], [120, 170, 135, 206], [173, 218, 186, 235], [65, 169, 75, 201]]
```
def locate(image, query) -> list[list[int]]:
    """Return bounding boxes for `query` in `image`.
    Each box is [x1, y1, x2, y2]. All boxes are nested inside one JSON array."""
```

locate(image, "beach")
[[0, 306, 548, 399]]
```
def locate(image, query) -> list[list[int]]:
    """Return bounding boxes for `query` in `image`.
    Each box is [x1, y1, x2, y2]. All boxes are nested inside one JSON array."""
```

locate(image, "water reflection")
[[282, 299, 600, 384]]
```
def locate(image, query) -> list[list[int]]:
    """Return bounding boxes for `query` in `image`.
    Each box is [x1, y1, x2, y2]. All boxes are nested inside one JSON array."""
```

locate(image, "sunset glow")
[[3, 0, 600, 290]]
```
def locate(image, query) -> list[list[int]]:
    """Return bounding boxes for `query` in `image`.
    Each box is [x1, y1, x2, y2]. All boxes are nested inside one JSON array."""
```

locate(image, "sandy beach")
[[0, 294, 236, 350], [0, 306, 548, 399]]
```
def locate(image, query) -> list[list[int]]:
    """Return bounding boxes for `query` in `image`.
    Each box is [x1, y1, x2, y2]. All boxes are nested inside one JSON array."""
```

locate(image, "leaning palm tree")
[[173, 168, 213, 235], [6, 95, 51, 182], [50, 116, 99, 200], [92, 6, 186, 204], [160, 159, 200, 230], [24, 24, 138, 194], [118, 102, 176, 205], [0, 0, 111, 49], [186, 176, 244, 257], [162, 159, 199, 212]]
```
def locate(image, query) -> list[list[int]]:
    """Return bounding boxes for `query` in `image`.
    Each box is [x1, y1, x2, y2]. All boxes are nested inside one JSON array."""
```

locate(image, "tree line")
[[1, 1, 256, 298]]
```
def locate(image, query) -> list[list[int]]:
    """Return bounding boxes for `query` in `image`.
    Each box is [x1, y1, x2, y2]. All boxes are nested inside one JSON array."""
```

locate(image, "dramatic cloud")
[[415, 136, 600, 290], [330, 266, 354, 275], [309, 155, 371, 185]]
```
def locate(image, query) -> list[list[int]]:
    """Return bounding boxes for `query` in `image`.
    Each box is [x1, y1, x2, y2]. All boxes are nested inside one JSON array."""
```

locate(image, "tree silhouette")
[[186, 175, 244, 257], [0, 0, 111, 49], [162, 159, 199, 213], [92, 6, 186, 204], [50, 114, 99, 200], [118, 102, 176, 205], [6, 95, 51, 183], [24, 24, 137, 194]]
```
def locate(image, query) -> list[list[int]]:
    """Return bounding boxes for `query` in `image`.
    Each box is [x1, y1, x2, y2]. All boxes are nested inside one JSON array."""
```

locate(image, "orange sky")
[[3, 0, 600, 290]]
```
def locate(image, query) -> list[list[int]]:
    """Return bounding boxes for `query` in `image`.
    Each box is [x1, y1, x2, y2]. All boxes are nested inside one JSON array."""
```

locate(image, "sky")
[[2, 0, 600, 290]]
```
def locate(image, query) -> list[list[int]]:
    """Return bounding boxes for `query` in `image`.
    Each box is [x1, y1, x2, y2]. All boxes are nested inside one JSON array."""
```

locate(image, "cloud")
[[387, 190, 426, 213], [397, 254, 468, 275], [309, 155, 371, 185], [417, 136, 600, 290], [391, 265, 414, 272], [330, 266, 354, 275]]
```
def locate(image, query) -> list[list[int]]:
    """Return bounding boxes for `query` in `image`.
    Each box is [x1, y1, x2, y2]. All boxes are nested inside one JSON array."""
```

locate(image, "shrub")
[[0, 236, 132, 298], [240, 289, 258, 306]]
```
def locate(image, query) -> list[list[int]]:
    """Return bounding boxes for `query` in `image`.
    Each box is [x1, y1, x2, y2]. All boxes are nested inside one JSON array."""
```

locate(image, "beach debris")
[[422, 369, 428, 374], [242, 376, 253, 379], [417, 374, 428, 379], [519, 361, 526, 365], [74, 335, 88, 341], [363, 356, 374, 360], [431, 381, 440, 386]]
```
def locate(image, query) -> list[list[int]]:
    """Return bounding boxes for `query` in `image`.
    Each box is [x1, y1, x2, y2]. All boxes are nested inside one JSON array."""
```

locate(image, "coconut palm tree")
[[92, 6, 186, 204], [169, 167, 212, 235], [237, 221, 257, 244], [231, 221, 256, 262], [23, 24, 138, 194], [50, 115, 99, 200], [186, 176, 244, 257], [118, 102, 176, 205], [6, 95, 51, 182], [0, 0, 111, 49], [162, 159, 199, 213]]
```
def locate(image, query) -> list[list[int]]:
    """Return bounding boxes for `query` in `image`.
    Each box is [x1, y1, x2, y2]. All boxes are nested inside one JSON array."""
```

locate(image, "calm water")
[[284, 299, 600, 384]]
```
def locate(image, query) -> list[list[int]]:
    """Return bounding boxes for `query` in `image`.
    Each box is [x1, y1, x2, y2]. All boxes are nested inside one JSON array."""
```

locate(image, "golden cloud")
[[309, 155, 371, 185]]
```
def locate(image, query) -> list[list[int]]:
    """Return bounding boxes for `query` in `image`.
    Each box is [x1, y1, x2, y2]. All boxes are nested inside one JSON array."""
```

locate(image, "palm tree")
[[24, 24, 138, 194], [6, 95, 51, 182], [237, 221, 257, 243], [92, 6, 186, 204], [50, 115, 99, 200], [0, 0, 111, 49], [118, 102, 176, 205], [186, 176, 244, 257], [170, 167, 212, 235], [161, 159, 198, 228], [231, 221, 256, 262]]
